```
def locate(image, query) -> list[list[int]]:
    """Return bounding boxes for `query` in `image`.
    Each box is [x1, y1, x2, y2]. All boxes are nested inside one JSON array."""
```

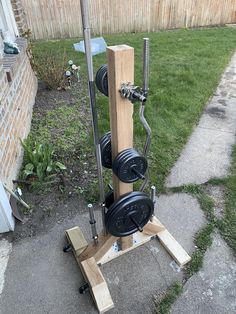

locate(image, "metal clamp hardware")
[[119, 82, 147, 103]]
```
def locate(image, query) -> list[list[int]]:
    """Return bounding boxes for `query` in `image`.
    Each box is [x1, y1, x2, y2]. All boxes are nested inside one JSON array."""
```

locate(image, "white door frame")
[[1, 0, 19, 37], [0, 182, 15, 232]]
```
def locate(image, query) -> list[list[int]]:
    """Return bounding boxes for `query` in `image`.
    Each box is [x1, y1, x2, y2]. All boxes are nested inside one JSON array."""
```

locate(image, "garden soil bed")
[[11, 81, 100, 242]]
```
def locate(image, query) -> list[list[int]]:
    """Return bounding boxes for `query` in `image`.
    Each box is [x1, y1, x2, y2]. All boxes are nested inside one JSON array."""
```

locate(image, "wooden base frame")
[[65, 215, 191, 313]]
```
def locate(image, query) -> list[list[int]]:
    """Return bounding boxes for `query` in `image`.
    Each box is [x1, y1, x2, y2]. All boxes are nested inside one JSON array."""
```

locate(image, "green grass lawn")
[[32, 27, 236, 194]]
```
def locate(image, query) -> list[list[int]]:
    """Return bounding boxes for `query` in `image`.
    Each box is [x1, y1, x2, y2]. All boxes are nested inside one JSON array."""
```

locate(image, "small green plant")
[[21, 140, 66, 182], [154, 282, 183, 314], [185, 223, 214, 278]]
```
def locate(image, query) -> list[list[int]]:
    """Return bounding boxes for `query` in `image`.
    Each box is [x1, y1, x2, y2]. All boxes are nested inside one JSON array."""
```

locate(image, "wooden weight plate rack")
[[65, 45, 191, 314]]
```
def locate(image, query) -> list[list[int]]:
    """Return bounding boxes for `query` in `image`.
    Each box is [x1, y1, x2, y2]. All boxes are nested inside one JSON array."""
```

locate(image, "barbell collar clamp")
[[119, 82, 147, 103]]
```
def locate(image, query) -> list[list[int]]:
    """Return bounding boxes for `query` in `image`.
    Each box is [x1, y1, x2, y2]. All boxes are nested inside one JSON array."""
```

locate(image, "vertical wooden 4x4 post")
[[107, 45, 134, 250], [65, 45, 191, 314]]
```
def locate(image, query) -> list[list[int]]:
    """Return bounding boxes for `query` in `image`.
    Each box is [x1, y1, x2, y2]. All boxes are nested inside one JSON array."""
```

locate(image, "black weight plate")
[[113, 148, 146, 183], [113, 149, 136, 176], [95, 65, 104, 94], [105, 192, 154, 237], [95, 64, 108, 96], [102, 137, 112, 168], [100, 131, 110, 148], [99, 132, 112, 168], [113, 149, 147, 183], [105, 191, 134, 223], [104, 190, 114, 209], [123, 151, 147, 182], [106, 191, 149, 224], [112, 149, 131, 178], [106, 192, 153, 236]]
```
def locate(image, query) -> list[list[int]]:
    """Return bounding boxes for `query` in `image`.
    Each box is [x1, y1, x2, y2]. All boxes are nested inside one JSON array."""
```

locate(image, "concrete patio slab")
[[0, 193, 205, 314], [0, 239, 12, 296], [155, 193, 206, 254], [171, 233, 236, 314]]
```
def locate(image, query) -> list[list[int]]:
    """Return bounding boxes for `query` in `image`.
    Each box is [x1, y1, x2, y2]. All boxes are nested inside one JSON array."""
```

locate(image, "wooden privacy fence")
[[21, 0, 236, 39]]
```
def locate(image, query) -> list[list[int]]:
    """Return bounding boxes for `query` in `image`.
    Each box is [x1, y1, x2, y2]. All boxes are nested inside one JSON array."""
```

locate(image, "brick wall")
[[10, 0, 27, 35], [0, 37, 37, 189]]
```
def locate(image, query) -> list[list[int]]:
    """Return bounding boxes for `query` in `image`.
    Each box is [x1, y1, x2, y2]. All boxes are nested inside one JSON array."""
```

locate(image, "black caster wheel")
[[63, 244, 72, 253], [79, 283, 89, 294]]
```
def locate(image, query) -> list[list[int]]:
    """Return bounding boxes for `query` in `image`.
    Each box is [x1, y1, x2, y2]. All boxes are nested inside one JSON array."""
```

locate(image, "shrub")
[[32, 50, 68, 90]]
